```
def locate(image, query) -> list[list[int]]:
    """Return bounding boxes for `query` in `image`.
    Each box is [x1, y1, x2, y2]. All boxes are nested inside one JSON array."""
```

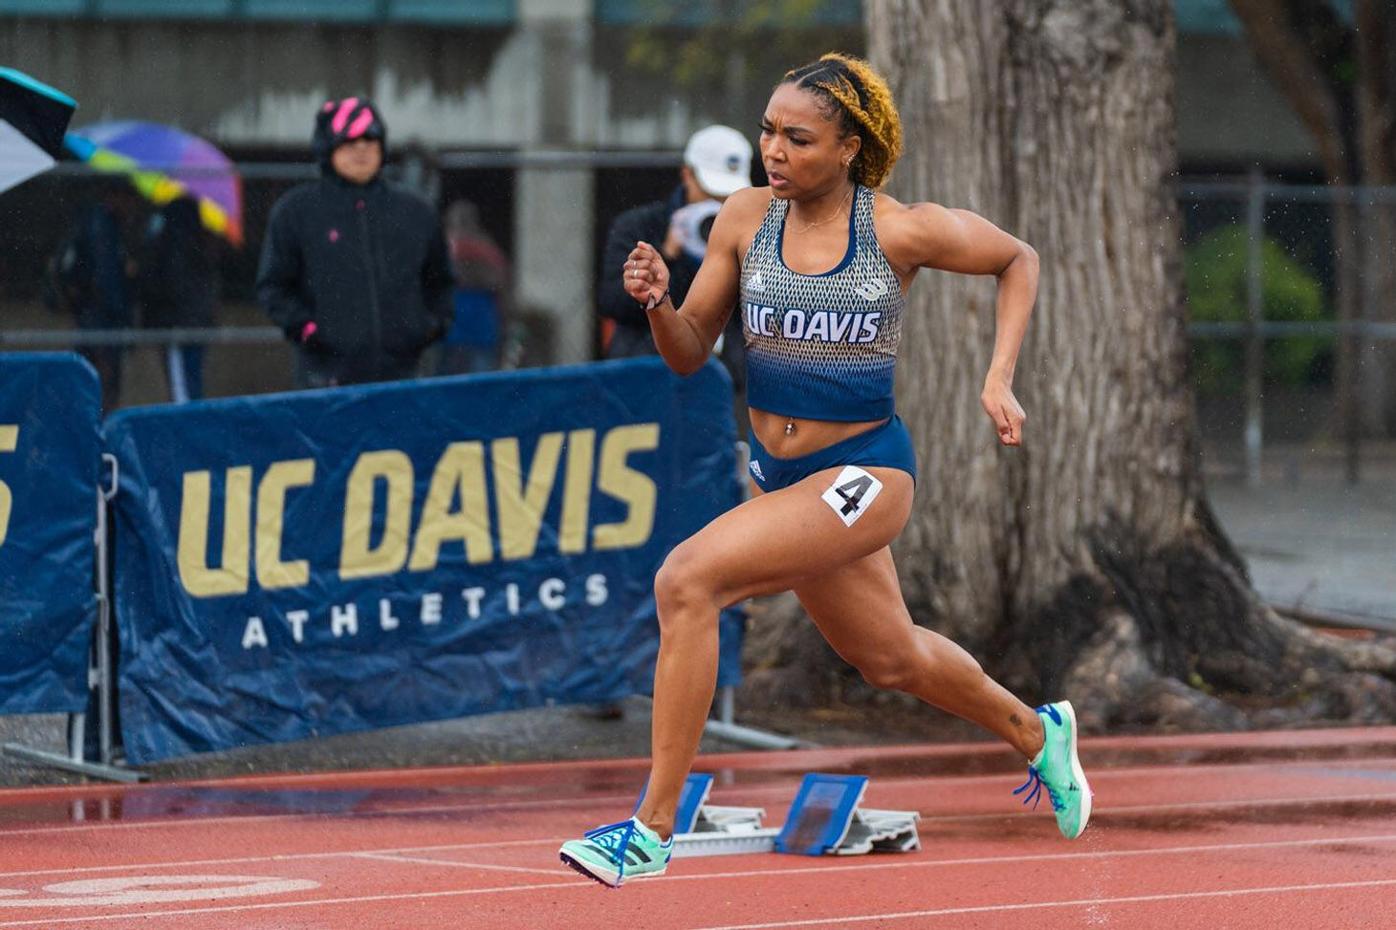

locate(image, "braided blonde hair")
[[782, 53, 903, 189]]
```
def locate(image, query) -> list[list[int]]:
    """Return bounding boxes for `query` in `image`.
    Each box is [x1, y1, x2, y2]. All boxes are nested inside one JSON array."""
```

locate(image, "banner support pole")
[[96, 453, 118, 767]]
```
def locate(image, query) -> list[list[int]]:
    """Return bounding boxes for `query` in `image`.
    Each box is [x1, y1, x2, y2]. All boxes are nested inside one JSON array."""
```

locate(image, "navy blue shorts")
[[746, 415, 917, 493]]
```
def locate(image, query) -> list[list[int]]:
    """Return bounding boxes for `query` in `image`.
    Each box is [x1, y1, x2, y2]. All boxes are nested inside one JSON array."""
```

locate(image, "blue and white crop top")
[[739, 184, 905, 422]]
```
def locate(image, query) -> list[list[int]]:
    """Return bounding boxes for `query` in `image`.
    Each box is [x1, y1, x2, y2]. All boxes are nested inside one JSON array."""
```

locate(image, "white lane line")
[[687, 878, 1396, 929], [5, 788, 1396, 881], [668, 831, 1396, 881], [0, 837, 571, 879], [3, 867, 1395, 928], [0, 754, 1387, 839], [0, 748, 1384, 837], [0, 791, 635, 838], [0, 830, 1392, 925], [0, 880, 586, 927], [351, 852, 560, 876], [914, 790, 1396, 824], [4, 775, 1393, 844]]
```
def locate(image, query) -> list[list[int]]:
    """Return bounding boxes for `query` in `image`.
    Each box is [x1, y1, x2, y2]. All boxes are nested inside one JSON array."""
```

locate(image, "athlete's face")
[[332, 138, 383, 185], [759, 83, 859, 199]]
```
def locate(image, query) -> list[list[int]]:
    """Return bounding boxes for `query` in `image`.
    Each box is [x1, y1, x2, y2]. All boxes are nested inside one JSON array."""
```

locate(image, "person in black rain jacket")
[[596, 126, 752, 404], [257, 97, 453, 388]]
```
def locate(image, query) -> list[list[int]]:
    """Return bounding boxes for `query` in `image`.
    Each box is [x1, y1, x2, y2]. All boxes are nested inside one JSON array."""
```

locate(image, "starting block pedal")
[[672, 772, 920, 859], [671, 773, 778, 857]]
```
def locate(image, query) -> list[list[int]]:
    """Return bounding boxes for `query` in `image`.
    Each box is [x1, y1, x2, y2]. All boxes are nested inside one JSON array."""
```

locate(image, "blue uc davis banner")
[[0, 352, 100, 714], [107, 359, 743, 764]]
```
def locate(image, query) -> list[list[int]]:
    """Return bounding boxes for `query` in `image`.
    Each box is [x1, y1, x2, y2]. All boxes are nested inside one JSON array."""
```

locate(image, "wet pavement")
[[1209, 474, 1396, 628], [2, 729, 1395, 929], [1204, 438, 1396, 629], [0, 696, 745, 788]]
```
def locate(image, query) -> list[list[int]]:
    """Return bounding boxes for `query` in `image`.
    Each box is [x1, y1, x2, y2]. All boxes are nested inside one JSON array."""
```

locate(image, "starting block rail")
[[671, 772, 920, 859]]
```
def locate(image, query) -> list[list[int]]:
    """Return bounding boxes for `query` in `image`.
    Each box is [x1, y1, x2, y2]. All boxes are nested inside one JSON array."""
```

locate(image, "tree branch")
[[1228, 0, 1351, 179], [1356, 0, 1396, 182]]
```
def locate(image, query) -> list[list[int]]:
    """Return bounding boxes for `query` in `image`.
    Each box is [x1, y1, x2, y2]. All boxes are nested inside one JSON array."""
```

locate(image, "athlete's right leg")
[[634, 467, 914, 839], [561, 470, 912, 885]]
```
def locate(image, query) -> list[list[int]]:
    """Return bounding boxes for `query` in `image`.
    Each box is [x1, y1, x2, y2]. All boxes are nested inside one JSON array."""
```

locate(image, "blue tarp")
[[107, 358, 744, 764], [0, 353, 100, 714]]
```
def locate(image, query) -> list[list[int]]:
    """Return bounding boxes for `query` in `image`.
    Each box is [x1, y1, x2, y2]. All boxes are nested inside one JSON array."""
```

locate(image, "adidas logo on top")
[[854, 278, 889, 302], [746, 271, 765, 293]]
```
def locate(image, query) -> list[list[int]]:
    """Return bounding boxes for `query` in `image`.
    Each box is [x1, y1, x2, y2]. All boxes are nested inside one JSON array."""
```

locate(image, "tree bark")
[[739, 0, 1396, 731]]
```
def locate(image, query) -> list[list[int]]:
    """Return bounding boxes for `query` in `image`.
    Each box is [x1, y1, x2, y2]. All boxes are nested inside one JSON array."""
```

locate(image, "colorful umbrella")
[[0, 68, 76, 194], [64, 120, 243, 246]]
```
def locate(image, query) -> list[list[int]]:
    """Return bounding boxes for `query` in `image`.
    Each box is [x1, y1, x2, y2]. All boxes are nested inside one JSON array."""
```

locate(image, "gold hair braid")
[[800, 53, 904, 189]]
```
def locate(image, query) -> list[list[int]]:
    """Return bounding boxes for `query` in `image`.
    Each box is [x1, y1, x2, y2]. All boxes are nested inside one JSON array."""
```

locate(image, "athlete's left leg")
[[793, 544, 1092, 838], [792, 546, 1043, 757]]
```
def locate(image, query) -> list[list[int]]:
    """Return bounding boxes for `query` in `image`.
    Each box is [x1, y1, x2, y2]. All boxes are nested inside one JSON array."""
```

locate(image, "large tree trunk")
[[740, 0, 1396, 731]]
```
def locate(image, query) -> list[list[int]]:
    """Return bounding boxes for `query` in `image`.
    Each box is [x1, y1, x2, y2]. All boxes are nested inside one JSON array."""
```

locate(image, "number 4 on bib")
[[821, 466, 883, 526]]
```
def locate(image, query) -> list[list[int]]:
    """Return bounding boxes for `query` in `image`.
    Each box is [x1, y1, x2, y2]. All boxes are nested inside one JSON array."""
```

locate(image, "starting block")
[[672, 772, 920, 858]]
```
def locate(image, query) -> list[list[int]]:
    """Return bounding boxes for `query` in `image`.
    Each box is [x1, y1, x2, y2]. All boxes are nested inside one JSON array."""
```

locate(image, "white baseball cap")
[[684, 125, 753, 198]]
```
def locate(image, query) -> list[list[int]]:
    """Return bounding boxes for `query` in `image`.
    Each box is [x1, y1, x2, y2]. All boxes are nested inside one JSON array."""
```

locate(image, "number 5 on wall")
[[0, 425, 17, 549]]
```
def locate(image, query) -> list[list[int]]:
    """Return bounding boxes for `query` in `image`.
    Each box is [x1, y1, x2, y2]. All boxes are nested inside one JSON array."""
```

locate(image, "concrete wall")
[[1, 12, 1322, 365], [1175, 33, 1315, 170], [0, 15, 1313, 163]]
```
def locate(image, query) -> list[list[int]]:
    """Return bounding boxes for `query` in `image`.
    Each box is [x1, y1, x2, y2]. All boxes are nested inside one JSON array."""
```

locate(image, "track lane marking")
[[1, 754, 1388, 838], [351, 852, 560, 875], [0, 791, 636, 837], [0, 830, 1394, 924], [4, 795, 1396, 879], [688, 878, 1396, 929]]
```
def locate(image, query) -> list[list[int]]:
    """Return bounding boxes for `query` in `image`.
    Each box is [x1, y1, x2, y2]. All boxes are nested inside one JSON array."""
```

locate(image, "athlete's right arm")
[[624, 189, 764, 376]]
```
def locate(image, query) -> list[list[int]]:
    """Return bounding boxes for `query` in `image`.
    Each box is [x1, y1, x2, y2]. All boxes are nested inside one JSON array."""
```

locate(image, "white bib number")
[[821, 466, 883, 526]]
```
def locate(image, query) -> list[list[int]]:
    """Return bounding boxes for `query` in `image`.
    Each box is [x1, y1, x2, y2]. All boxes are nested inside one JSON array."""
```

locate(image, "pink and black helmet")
[[313, 96, 386, 166]]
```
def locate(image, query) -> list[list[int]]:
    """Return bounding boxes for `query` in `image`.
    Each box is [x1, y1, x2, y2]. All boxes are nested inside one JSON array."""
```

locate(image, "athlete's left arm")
[[881, 200, 1039, 447]]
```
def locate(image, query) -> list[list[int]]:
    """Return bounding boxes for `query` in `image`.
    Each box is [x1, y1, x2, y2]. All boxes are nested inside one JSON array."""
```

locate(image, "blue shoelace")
[[583, 819, 638, 880], [1013, 765, 1065, 813], [1014, 704, 1065, 813]]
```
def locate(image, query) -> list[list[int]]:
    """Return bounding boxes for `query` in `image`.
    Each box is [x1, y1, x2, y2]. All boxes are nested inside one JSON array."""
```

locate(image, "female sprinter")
[[560, 53, 1091, 887]]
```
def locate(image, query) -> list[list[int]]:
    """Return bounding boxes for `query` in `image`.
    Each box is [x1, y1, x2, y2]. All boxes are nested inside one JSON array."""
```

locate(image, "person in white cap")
[[597, 125, 753, 378]]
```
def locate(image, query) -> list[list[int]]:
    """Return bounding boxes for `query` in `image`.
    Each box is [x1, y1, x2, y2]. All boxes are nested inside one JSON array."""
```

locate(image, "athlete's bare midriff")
[[747, 408, 890, 459]]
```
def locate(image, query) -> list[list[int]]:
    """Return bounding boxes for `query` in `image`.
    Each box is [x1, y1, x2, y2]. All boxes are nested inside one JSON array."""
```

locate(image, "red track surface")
[[2, 727, 1396, 928]]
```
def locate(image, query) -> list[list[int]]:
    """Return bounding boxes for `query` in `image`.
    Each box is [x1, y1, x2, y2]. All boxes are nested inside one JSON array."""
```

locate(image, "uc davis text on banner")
[[0, 353, 100, 714], [106, 359, 742, 764]]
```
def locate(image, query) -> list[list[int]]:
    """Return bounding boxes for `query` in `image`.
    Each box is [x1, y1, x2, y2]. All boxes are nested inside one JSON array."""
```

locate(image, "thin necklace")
[[792, 185, 854, 233]]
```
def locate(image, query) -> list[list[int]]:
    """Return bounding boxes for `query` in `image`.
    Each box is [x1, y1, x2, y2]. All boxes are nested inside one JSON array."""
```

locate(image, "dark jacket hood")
[[313, 97, 387, 177]]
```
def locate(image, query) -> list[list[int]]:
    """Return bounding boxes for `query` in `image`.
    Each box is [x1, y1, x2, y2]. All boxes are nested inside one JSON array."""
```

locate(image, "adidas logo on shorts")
[[748, 458, 765, 482]]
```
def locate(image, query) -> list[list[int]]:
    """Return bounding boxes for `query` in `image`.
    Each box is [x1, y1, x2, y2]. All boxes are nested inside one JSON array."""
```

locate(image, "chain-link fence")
[[5, 165, 1396, 483], [0, 152, 692, 408], [1181, 173, 1396, 485]]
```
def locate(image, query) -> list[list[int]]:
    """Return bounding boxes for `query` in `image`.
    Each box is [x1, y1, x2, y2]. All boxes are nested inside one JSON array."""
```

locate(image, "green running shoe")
[[1014, 700, 1092, 839], [559, 817, 673, 887]]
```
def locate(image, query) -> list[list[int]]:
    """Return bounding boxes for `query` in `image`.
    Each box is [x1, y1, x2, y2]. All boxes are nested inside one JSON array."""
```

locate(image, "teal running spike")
[[1014, 700, 1092, 839], [559, 817, 673, 887]]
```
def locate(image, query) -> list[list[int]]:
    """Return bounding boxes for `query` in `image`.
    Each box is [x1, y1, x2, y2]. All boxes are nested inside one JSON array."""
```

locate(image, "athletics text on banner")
[[106, 358, 743, 764]]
